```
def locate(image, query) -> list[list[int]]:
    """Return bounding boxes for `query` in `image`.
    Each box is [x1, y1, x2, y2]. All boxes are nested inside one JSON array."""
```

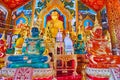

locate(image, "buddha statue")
[[64, 32, 74, 54], [7, 27, 50, 68], [22, 27, 42, 54], [71, 28, 77, 41], [46, 10, 63, 38], [87, 17, 112, 55], [56, 29, 63, 42], [15, 30, 27, 55], [56, 30, 63, 54], [86, 17, 120, 67], [74, 34, 86, 54]]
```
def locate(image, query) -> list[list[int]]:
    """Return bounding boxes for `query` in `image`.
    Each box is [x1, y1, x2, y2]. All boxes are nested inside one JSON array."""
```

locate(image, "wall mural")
[[0, 5, 7, 28]]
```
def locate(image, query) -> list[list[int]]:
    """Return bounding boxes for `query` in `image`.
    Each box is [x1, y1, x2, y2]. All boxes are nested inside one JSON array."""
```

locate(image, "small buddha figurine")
[[46, 10, 63, 38], [56, 29, 63, 42], [56, 29, 63, 54], [74, 34, 86, 54], [71, 28, 77, 41], [64, 32, 74, 54]]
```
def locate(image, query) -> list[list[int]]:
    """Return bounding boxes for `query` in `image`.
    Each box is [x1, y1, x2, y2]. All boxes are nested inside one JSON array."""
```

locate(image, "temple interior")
[[0, 0, 120, 80]]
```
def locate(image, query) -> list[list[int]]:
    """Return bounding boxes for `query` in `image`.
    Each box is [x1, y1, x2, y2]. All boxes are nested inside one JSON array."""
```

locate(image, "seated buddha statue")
[[15, 30, 27, 55], [87, 18, 112, 56], [22, 27, 42, 54], [74, 34, 86, 54], [7, 27, 50, 68], [45, 10, 63, 38], [86, 18, 120, 67]]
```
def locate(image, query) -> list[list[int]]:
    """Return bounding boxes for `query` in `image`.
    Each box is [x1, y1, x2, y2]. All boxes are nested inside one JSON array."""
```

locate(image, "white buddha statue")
[[64, 32, 74, 54], [56, 29, 63, 42]]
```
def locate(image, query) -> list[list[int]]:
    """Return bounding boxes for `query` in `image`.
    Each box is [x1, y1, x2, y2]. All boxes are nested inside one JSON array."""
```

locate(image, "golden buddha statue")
[[45, 11, 63, 38], [15, 29, 27, 54], [71, 28, 77, 41]]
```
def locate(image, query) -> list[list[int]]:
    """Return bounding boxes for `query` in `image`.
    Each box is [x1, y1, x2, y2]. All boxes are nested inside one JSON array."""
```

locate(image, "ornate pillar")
[[106, 0, 120, 55], [31, 0, 36, 27], [75, 0, 79, 32], [6, 9, 12, 29], [96, 11, 102, 26]]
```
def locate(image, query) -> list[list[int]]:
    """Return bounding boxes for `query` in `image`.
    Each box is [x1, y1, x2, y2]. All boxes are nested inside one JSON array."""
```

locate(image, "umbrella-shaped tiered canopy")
[[0, 0, 30, 10], [81, 0, 106, 12]]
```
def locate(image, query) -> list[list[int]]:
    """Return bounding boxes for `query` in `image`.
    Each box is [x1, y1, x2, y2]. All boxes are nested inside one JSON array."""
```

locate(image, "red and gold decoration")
[[81, 0, 106, 12], [0, 0, 120, 80], [106, 0, 120, 49], [14, 67, 33, 80], [1, 0, 30, 10]]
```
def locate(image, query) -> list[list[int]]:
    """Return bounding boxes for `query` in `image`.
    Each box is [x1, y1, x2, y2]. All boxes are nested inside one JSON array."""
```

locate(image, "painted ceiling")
[[0, 0, 30, 10], [0, 0, 106, 12], [81, 0, 106, 12]]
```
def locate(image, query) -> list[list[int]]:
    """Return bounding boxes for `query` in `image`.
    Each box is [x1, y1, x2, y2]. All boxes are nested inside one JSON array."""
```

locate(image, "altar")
[[0, 0, 120, 80]]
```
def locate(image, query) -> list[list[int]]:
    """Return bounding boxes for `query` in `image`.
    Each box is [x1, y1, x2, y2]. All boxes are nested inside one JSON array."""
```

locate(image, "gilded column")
[[75, 0, 79, 32], [96, 11, 102, 26], [31, 0, 36, 27], [106, 0, 120, 55]]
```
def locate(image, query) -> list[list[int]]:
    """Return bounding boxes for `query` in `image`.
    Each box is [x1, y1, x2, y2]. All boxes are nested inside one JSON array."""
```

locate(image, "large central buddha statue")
[[45, 10, 64, 38]]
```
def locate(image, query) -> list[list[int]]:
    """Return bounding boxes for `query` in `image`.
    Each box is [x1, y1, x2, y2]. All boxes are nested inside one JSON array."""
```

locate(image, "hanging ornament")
[[81, 0, 106, 12]]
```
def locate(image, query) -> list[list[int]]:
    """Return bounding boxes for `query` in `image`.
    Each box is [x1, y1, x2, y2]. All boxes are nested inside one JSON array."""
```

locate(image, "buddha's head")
[[93, 27, 102, 38], [93, 16, 103, 38], [78, 34, 82, 40], [51, 11, 59, 21], [31, 27, 40, 38]]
